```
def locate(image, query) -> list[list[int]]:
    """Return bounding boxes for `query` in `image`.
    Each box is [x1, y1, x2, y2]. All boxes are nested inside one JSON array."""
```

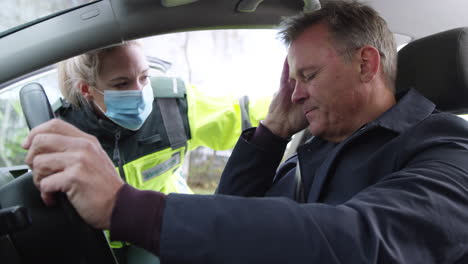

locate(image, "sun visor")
[[161, 0, 198, 8]]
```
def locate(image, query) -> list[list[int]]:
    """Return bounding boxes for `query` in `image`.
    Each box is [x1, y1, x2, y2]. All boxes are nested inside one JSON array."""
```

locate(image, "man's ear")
[[79, 82, 93, 100], [358, 45, 381, 83]]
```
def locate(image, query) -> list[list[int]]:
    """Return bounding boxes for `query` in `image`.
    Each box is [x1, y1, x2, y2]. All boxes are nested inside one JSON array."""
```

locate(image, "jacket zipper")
[[113, 129, 126, 179]]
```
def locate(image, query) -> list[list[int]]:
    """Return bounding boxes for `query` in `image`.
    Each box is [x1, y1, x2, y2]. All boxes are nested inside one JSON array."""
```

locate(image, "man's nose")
[[291, 81, 307, 104]]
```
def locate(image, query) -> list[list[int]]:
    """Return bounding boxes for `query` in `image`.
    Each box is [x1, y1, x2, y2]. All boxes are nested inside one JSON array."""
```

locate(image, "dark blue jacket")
[[160, 89, 468, 264]]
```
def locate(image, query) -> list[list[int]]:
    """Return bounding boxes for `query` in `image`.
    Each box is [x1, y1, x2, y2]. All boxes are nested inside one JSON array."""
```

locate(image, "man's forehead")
[[287, 46, 327, 76], [287, 25, 339, 74]]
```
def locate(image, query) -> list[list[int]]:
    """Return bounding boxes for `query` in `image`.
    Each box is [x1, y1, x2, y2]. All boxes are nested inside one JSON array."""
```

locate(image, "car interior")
[[0, 0, 468, 263]]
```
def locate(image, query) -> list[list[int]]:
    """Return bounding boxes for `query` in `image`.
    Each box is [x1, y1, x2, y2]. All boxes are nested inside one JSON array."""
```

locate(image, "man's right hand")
[[22, 119, 124, 230], [263, 58, 308, 138]]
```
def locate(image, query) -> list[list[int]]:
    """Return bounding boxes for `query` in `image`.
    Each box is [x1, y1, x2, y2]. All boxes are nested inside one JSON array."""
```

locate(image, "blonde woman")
[[56, 41, 270, 263]]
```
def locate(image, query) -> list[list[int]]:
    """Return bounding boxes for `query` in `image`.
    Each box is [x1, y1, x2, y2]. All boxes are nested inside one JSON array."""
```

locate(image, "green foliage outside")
[[186, 147, 230, 194], [0, 97, 28, 167]]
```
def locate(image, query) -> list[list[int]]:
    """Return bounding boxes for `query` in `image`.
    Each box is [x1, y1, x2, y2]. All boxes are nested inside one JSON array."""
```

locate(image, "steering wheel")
[[0, 83, 117, 263]]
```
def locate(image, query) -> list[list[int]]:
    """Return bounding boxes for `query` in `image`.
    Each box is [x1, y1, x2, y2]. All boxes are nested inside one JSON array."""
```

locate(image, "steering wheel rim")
[[0, 171, 117, 263]]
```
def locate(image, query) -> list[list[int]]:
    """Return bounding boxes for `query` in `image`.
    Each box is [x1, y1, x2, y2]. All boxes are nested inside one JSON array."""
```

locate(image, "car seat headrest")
[[396, 27, 468, 114]]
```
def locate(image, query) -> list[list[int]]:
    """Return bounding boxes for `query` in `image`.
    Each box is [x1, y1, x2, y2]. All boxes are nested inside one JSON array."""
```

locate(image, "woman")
[[56, 41, 270, 263]]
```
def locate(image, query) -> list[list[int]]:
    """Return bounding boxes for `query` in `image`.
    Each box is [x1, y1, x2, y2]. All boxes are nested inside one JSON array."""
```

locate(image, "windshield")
[[0, 0, 97, 36]]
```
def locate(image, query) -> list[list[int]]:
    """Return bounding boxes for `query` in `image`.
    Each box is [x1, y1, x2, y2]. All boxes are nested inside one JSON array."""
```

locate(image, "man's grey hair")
[[278, 1, 397, 91]]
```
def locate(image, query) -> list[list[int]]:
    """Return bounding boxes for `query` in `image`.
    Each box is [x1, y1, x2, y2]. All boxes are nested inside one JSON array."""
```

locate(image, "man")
[[24, 1, 468, 263]]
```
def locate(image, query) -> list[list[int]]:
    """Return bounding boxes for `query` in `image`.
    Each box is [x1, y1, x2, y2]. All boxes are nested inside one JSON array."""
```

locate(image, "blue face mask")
[[94, 83, 154, 131]]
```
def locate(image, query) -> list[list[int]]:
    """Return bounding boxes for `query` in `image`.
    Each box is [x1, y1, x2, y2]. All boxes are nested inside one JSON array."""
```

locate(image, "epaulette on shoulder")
[[51, 97, 71, 113], [150, 76, 186, 99]]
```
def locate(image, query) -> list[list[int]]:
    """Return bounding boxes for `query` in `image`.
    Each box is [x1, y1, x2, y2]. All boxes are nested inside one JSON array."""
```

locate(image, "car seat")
[[396, 27, 468, 113]]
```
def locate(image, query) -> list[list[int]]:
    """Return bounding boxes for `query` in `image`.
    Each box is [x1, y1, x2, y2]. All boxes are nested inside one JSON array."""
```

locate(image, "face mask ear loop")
[[90, 86, 107, 114], [92, 86, 105, 96], [93, 100, 107, 115]]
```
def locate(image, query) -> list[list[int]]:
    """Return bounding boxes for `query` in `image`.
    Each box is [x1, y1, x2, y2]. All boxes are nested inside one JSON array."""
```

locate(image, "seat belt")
[[294, 135, 315, 203], [295, 159, 306, 203]]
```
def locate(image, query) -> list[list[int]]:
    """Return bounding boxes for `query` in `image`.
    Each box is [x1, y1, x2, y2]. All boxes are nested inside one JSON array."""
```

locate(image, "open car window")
[[0, 29, 286, 195]]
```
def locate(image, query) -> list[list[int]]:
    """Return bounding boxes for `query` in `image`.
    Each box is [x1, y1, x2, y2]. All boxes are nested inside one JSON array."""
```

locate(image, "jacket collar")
[[65, 102, 131, 138], [371, 88, 436, 133]]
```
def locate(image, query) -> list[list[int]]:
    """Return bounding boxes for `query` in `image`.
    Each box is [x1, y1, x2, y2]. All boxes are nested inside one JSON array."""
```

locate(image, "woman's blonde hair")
[[57, 40, 140, 107]]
